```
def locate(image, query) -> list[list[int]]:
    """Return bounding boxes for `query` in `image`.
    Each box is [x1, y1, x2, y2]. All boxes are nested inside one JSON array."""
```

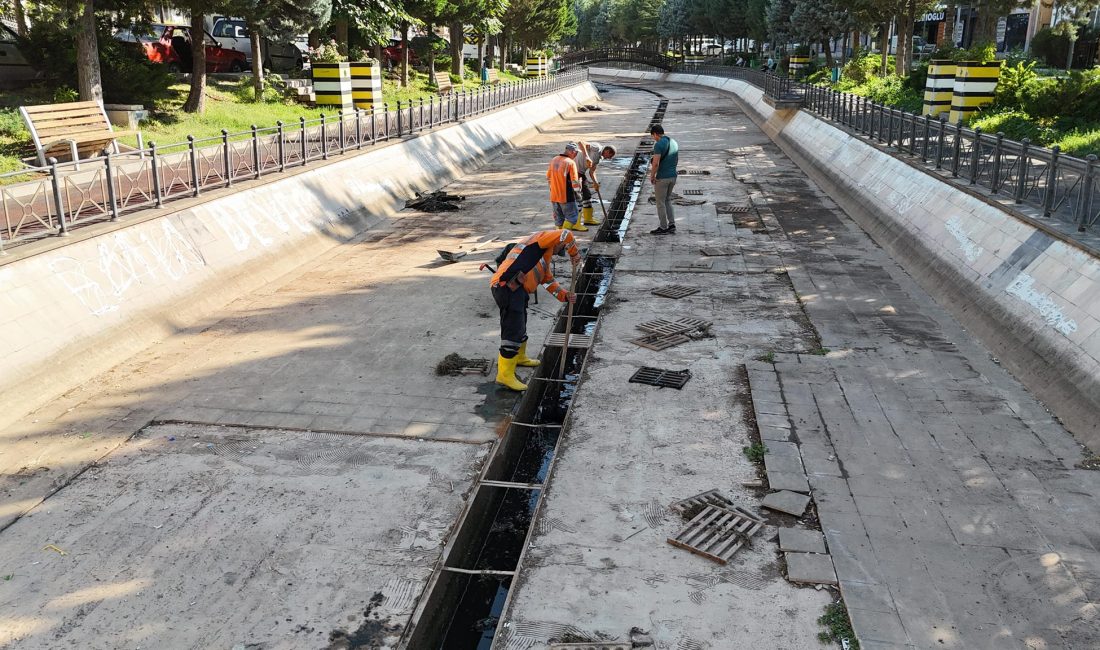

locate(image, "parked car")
[[116, 24, 248, 73], [205, 16, 304, 71], [382, 41, 418, 66], [0, 23, 40, 88]]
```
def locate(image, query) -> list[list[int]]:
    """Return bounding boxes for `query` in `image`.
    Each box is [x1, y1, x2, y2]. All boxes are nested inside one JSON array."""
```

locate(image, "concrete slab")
[[779, 527, 828, 554], [761, 490, 812, 516], [785, 552, 839, 586], [767, 470, 810, 493], [0, 423, 489, 648]]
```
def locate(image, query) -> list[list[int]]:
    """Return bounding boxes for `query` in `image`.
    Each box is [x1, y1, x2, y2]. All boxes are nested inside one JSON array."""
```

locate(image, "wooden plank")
[[35, 114, 106, 129], [22, 101, 102, 115]]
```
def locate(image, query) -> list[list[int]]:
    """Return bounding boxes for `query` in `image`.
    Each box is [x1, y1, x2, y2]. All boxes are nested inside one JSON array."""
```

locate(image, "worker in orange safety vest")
[[490, 229, 581, 391], [546, 143, 585, 231]]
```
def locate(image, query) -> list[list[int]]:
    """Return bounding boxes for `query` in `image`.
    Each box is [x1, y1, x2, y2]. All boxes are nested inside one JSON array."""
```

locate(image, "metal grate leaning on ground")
[[0, 70, 591, 252]]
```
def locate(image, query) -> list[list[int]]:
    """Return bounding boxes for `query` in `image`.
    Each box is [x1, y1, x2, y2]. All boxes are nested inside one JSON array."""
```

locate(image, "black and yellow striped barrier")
[[312, 62, 353, 111], [949, 61, 1002, 124], [350, 61, 383, 111], [923, 60, 956, 118], [526, 57, 548, 78], [788, 55, 811, 79]]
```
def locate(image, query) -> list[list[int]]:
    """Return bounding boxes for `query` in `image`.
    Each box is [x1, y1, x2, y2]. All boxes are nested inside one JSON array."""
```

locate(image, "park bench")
[[19, 100, 136, 169], [483, 68, 500, 85], [433, 71, 453, 95]]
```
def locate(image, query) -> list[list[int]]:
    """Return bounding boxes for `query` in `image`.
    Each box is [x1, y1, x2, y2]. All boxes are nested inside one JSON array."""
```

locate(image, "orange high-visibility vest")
[[491, 230, 580, 300], [546, 155, 580, 203]]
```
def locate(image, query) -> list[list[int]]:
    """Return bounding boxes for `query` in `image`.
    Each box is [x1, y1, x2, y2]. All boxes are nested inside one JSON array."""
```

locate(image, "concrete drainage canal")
[[401, 96, 668, 649]]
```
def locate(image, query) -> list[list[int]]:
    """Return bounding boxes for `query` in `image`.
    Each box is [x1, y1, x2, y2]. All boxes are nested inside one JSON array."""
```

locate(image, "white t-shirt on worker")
[[576, 142, 601, 179]]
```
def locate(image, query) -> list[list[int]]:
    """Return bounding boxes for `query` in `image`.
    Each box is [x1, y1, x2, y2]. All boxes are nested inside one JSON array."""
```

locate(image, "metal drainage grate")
[[682, 189, 704, 196], [715, 203, 752, 214], [670, 490, 763, 523], [545, 333, 594, 348], [629, 367, 692, 389], [457, 358, 491, 375], [678, 169, 712, 175], [550, 644, 631, 650], [667, 505, 764, 565], [636, 317, 712, 336], [652, 285, 700, 299], [629, 332, 691, 351]]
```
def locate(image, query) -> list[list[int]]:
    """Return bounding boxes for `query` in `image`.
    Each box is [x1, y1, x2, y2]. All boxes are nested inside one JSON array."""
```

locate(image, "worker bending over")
[[490, 230, 581, 391], [575, 141, 617, 227], [546, 143, 584, 231]]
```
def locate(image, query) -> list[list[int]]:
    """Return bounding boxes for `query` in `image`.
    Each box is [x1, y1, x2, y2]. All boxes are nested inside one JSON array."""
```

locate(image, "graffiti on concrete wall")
[[1006, 272, 1078, 336], [49, 220, 206, 317], [945, 216, 984, 263]]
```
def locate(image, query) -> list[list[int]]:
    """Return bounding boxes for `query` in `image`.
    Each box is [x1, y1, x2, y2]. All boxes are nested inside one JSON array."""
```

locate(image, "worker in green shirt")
[[648, 124, 679, 235]]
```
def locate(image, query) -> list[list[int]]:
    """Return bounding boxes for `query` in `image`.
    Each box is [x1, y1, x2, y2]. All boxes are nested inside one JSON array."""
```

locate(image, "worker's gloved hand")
[[591, 182, 600, 191], [566, 292, 577, 304]]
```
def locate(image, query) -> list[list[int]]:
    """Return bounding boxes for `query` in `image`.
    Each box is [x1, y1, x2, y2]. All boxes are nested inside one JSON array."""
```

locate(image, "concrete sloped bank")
[[0, 81, 599, 430], [593, 68, 1100, 450]]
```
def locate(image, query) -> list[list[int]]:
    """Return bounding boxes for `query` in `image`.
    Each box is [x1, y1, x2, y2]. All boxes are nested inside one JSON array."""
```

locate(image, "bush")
[[970, 109, 1053, 143], [905, 60, 928, 92], [18, 18, 173, 106], [994, 60, 1038, 109], [434, 54, 452, 71], [861, 74, 922, 112], [310, 40, 344, 63], [839, 52, 880, 85], [1019, 69, 1100, 121], [1054, 128, 1100, 157]]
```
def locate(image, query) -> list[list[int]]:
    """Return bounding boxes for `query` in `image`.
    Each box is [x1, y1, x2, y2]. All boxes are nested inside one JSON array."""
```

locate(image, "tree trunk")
[[852, 29, 860, 58], [400, 21, 410, 87], [374, 42, 382, 64], [427, 21, 436, 78], [822, 39, 834, 68], [499, 30, 508, 70], [250, 24, 264, 101], [335, 19, 349, 55], [879, 24, 889, 76], [1066, 37, 1076, 71], [896, 3, 914, 75], [74, 0, 103, 102], [450, 22, 463, 76], [13, 0, 27, 37], [477, 38, 484, 72], [973, 9, 997, 45], [182, 11, 207, 113]]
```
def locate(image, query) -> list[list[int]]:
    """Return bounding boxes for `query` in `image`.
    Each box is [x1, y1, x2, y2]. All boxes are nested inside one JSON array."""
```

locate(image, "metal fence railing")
[[0, 69, 591, 253], [592, 58, 1097, 234]]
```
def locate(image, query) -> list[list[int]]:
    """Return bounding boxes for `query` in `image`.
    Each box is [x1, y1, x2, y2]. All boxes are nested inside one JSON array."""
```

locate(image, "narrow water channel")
[[404, 90, 668, 650]]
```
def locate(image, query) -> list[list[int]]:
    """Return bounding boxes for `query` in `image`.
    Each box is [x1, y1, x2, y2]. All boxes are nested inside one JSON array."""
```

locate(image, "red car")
[[382, 41, 418, 66], [116, 24, 248, 73]]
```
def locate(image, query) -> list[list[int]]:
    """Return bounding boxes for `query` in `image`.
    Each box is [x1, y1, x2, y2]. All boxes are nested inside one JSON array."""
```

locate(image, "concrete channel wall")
[[593, 68, 1100, 449], [0, 82, 600, 430]]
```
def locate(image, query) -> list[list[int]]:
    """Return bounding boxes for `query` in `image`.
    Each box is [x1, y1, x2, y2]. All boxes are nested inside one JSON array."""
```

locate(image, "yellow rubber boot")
[[495, 354, 527, 391], [582, 206, 600, 225], [515, 341, 540, 367], [564, 219, 588, 232]]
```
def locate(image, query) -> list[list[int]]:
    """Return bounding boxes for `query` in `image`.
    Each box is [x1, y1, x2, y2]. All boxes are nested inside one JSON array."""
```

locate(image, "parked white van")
[[204, 16, 305, 71]]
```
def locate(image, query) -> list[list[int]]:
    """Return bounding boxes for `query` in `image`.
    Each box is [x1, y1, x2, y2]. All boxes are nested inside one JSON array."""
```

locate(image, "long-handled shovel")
[[558, 264, 580, 379], [593, 185, 610, 222]]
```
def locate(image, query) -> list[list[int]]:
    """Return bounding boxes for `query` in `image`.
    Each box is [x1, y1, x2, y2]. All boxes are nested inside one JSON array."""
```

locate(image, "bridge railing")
[[0, 70, 592, 253], [591, 56, 1097, 233]]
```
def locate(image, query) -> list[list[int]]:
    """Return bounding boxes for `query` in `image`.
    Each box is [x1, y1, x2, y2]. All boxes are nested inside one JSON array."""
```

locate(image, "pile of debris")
[[407, 191, 465, 212]]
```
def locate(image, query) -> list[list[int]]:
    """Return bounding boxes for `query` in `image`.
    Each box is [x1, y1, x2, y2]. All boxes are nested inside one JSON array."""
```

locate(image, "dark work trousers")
[[579, 174, 593, 209], [492, 284, 529, 358]]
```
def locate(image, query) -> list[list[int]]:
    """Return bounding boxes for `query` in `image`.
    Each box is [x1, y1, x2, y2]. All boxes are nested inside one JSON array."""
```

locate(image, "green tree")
[[790, 0, 848, 67], [225, 0, 333, 100]]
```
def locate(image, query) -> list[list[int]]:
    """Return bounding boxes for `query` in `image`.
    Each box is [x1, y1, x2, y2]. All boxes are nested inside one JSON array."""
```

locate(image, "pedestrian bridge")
[[556, 48, 681, 71]]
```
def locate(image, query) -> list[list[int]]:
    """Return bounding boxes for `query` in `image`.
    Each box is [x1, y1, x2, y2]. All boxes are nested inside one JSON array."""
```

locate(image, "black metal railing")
[[0, 69, 590, 252]]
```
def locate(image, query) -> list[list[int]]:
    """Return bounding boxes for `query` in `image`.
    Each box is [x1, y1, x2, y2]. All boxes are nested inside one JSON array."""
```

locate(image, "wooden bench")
[[433, 71, 454, 95], [19, 100, 136, 169], [483, 68, 500, 85]]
